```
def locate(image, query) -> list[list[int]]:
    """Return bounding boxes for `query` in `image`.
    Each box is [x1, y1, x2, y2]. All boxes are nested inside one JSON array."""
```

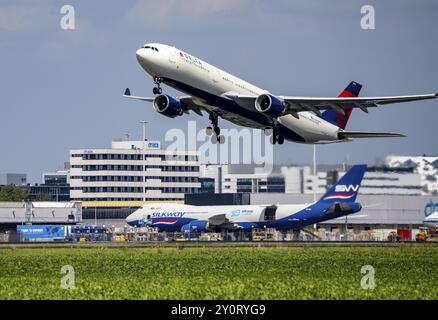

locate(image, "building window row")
[[79, 198, 182, 202], [72, 165, 200, 172], [81, 165, 143, 171], [161, 176, 198, 182], [71, 176, 199, 183], [81, 187, 198, 193], [147, 165, 200, 172], [73, 153, 198, 161]]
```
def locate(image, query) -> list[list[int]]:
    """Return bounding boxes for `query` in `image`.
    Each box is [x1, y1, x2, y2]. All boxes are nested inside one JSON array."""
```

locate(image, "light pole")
[[313, 144, 317, 232], [140, 121, 148, 202], [313, 144, 317, 202]]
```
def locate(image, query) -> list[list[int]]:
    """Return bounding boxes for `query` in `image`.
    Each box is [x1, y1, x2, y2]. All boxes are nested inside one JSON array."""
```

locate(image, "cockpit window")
[[142, 46, 159, 52]]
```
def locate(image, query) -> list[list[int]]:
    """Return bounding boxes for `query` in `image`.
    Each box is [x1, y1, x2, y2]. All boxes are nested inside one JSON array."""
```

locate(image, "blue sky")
[[1, 0, 437, 182]]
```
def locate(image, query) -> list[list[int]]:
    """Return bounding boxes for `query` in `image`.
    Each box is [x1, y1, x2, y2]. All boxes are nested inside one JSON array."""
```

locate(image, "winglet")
[[124, 88, 131, 96]]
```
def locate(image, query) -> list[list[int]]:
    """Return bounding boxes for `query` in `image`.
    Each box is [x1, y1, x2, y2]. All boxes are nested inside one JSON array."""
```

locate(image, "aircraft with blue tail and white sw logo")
[[126, 165, 367, 232], [124, 43, 437, 144]]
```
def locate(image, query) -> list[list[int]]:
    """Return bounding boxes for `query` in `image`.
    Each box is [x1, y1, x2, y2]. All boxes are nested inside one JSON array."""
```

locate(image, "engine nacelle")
[[181, 220, 209, 233], [153, 94, 183, 118], [255, 94, 286, 118]]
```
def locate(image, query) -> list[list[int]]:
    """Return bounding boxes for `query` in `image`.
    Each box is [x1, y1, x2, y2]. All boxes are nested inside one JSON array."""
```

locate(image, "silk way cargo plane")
[[126, 165, 367, 232], [124, 43, 437, 144]]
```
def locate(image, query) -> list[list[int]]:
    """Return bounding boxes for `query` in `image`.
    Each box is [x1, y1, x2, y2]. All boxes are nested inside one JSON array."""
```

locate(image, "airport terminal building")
[[70, 140, 201, 202]]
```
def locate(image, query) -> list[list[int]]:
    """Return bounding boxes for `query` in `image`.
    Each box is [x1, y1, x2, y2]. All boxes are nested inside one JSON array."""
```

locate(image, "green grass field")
[[1, 245, 438, 299]]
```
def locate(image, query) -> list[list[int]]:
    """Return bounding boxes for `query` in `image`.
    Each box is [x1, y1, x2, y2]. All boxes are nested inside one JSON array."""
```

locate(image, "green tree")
[[0, 185, 28, 202]]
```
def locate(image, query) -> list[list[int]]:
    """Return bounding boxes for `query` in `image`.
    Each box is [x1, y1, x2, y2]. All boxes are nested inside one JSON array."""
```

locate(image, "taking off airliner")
[[124, 43, 437, 144], [126, 165, 367, 232]]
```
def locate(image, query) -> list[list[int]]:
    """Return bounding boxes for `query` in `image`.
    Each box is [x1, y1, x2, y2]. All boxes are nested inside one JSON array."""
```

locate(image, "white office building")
[[70, 140, 201, 202], [200, 164, 285, 193], [281, 166, 330, 195], [383, 155, 438, 195]]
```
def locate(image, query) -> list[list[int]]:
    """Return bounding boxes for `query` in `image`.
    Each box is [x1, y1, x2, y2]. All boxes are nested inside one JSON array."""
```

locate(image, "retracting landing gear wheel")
[[218, 135, 225, 144], [277, 135, 285, 144], [270, 135, 277, 145], [269, 126, 284, 144], [208, 113, 222, 143], [152, 77, 162, 95], [211, 134, 225, 144]]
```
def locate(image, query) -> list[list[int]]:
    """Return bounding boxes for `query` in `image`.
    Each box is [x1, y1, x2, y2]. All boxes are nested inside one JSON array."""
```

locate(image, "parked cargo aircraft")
[[126, 165, 367, 232], [124, 43, 437, 144]]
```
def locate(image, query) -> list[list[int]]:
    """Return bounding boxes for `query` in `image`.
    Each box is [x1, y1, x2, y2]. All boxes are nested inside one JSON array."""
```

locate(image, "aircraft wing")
[[281, 93, 437, 115], [226, 92, 437, 116], [123, 88, 154, 102], [123, 88, 204, 116]]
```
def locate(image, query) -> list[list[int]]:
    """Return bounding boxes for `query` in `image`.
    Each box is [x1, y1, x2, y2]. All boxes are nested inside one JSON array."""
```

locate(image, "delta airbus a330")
[[124, 43, 437, 144], [126, 165, 366, 232]]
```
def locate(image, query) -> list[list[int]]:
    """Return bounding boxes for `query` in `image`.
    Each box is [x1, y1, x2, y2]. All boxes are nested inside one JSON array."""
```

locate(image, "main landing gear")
[[265, 127, 284, 145], [206, 113, 225, 144], [152, 77, 162, 95]]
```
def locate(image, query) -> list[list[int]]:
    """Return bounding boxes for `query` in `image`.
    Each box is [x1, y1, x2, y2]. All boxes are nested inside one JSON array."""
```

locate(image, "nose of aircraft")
[[136, 48, 147, 63]]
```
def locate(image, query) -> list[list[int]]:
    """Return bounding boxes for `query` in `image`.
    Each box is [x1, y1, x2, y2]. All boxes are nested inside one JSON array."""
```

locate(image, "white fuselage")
[[127, 203, 308, 223], [126, 202, 312, 232], [135, 43, 342, 144]]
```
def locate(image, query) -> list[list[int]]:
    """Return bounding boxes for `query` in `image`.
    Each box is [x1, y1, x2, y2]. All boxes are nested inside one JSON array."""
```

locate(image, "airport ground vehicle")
[[415, 227, 438, 242], [252, 228, 275, 241]]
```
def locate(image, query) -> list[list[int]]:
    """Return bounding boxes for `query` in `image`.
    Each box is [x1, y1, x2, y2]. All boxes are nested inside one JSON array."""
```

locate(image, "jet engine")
[[255, 94, 286, 118], [181, 220, 209, 232], [153, 94, 183, 118]]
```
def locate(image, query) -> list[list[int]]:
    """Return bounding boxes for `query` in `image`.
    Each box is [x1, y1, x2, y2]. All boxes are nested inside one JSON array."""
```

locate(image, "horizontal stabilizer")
[[338, 131, 406, 139]]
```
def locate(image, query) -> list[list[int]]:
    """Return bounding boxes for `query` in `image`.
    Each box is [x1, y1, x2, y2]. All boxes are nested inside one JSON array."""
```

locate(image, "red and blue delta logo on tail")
[[320, 81, 362, 129]]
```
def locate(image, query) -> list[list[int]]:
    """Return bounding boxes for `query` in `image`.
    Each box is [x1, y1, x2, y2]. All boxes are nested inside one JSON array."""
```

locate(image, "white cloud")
[[125, 0, 251, 27]]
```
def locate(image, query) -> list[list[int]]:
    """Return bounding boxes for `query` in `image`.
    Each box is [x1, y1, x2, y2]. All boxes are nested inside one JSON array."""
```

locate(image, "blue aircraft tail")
[[319, 164, 367, 204], [320, 81, 362, 129]]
